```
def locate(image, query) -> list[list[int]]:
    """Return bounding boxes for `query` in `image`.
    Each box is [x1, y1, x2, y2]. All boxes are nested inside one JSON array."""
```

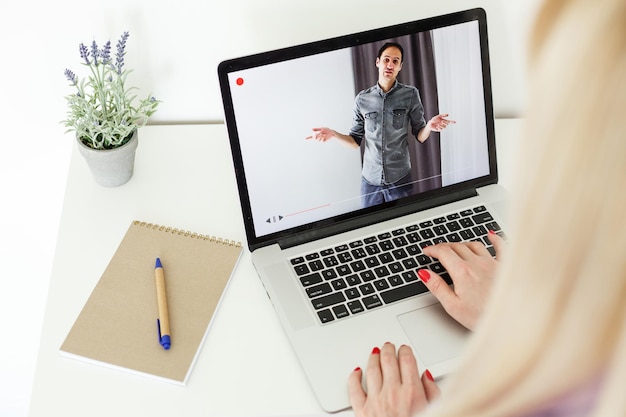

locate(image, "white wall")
[[0, 1, 538, 416]]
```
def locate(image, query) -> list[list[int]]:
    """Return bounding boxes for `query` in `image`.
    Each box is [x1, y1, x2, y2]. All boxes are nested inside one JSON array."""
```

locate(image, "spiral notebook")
[[60, 220, 243, 385]]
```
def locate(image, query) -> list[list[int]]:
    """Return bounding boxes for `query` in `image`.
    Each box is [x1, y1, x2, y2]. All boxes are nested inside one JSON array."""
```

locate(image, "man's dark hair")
[[377, 42, 404, 62]]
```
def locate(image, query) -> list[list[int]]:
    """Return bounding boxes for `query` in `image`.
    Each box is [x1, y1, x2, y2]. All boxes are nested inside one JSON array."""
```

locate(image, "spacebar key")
[[380, 282, 428, 304]]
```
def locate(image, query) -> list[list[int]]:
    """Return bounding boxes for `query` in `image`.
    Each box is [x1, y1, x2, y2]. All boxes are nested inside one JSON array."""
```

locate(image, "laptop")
[[218, 8, 508, 412]]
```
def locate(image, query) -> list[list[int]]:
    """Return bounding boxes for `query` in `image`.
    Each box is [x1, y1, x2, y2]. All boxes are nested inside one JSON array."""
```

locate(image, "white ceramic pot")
[[77, 130, 139, 187]]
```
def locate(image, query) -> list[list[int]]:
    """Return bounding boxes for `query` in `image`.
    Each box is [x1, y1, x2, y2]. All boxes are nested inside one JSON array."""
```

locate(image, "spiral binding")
[[133, 220, 242, 247]]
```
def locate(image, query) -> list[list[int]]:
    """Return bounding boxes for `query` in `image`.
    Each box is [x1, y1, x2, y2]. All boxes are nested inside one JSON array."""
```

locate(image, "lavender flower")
[[90, 40, 99, 65], [115, 31, 130, 74], [64, 69, 77, 85], [62, 30, 160, 150], [79, 43, 90, 65], [100, 40, 111, 65]]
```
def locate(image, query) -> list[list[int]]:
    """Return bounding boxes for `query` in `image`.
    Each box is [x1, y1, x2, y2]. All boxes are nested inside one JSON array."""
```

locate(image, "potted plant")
[[62, 31, 160, 187]]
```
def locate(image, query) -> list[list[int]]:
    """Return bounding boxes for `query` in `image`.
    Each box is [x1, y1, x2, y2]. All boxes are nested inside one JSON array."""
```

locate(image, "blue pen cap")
[[160, 335, 171, 350]]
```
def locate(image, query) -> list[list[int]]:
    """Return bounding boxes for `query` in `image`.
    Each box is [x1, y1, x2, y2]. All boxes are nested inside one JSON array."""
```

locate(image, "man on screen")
[[307, 42, 455, 208]]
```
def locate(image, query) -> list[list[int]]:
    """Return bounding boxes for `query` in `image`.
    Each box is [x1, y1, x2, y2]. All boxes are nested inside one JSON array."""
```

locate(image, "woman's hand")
[[348, 343, 440, 417], [419, 231, 505, 330]]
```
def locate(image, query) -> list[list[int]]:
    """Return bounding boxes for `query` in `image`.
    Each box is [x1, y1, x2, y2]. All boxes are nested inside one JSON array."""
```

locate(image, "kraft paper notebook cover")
[[60, 220, 243, 385]]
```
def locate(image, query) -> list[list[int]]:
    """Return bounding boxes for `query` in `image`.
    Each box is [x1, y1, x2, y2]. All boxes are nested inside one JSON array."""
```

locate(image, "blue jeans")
[[361, 173, 413, 208]]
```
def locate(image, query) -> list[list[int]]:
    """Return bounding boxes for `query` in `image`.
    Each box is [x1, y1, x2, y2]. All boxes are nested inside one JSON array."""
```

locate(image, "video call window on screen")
[[228, 20, 490, 238]]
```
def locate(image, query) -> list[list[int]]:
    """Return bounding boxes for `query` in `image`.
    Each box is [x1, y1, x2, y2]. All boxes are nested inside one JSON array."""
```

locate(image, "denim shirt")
[[349, 81, 426, 186]]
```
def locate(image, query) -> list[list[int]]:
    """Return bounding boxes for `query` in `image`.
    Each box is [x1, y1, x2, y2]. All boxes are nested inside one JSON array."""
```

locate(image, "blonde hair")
[[422, 0, 626, 416]]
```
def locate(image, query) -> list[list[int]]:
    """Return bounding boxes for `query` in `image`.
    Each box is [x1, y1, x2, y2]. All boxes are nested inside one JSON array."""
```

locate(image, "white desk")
[[29, 120, 521, 416]]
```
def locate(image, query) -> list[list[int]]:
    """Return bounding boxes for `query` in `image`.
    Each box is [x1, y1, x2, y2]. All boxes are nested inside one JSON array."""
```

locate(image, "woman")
[[348, 0, 626, 416]]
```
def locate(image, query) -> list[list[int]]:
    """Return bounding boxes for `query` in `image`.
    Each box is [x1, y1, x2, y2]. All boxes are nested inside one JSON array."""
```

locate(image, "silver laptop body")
[[219, 8, 508, 412]]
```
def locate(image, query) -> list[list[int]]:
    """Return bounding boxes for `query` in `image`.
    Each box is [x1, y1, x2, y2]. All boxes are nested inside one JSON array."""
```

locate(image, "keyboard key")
[[406, 244, 421, 256], [291, 257, 305, 265], [364, 256, 380, 268], [300, 272, 322, 287], [317, 309, 334, 323], [306, 253, 320, 260], [388, 275, 403, 287], [362, 294, 383, 309], [419, 220, 433, 228], [433, 225, 447, 236], [379, 240, 394, 251], [472, 212, 494, 224], [321, 269, 338, 280], [293, 264, 310, 276], [333, 304, 350, 319], [380, 282, 428, 304], [374, 265, 391, 278], [459, 217, 474, 228], [359, 283, 375, 295], [446, 221, 461, 232], [446, 233, 462, 242], [350, 240, 364, 248], [335, 265, 351, 276], [365, 244, 381, 255], [419, 229, 435, 239], [392, 248, 408, 260], [401, 258, 418, 270], [364, 236, 378, 244], [416, 255, 432, 266], [306, 282, 332, 298], [320, 248, 334, 256], [392, 236, 408, 247], [311, 292, 346, 310], [345, 288, 361, 299], [360, 270, 376, 282], [374, 279, 390, 291], [346, 275, 361, 286], [392, 228, 406, 236], [351, 260, 366, 272], [402, 270, 418, 282], [337, 252, 353, 263], [347, 300, 365, 314], [389, 262, 403, 274], [379, 252, 394, 264], [309, 260, 324, 271], [486, 221, 501, 232], [323, 256, 339, 268], [406, 232, 420, 243], [430, 262, 446, 275], [351, 247, 367, 259], [459, 229, 475, 240], [331, 278, 347, 291], [335, 244, 349, 252]]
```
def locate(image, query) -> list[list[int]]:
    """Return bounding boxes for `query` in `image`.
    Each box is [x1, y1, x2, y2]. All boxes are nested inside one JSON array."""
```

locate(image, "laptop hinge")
[[278, 188, 478, 250]]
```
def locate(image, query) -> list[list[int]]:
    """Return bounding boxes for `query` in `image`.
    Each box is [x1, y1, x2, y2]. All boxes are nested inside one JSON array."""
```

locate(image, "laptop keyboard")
[[290, 205, 504, 324]]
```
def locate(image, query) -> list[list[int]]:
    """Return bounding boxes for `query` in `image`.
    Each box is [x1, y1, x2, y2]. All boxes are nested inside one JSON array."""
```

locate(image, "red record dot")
[[236, 77, 244, 86]]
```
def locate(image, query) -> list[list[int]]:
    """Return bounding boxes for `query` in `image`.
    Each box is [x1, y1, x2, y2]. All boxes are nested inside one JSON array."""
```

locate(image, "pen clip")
[[156, 318, 171, 350]]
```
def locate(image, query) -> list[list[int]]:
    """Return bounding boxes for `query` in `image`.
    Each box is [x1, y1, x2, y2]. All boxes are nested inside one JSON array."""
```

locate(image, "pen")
[[154, 257, 171, 350]]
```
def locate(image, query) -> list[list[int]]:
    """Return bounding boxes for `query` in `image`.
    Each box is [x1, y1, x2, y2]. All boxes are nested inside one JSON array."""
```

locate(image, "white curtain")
[[432, 21, 490, 186]]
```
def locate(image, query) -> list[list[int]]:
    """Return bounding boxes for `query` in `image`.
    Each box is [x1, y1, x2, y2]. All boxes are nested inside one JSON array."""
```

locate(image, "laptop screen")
[[219, 8, 496, 250]]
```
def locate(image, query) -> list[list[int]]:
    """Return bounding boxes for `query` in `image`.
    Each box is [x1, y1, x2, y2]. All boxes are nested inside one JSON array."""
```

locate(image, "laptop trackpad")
[[397, 303, 469, 366]]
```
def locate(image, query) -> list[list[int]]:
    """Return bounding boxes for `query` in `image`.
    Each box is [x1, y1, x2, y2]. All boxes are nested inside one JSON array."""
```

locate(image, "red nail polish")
[[488, 229, 496, 235], [354, 366, 361, 372], [425, 369, 434, 381], [417, 269, 430, 283], [372, 347, 381, 355]]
